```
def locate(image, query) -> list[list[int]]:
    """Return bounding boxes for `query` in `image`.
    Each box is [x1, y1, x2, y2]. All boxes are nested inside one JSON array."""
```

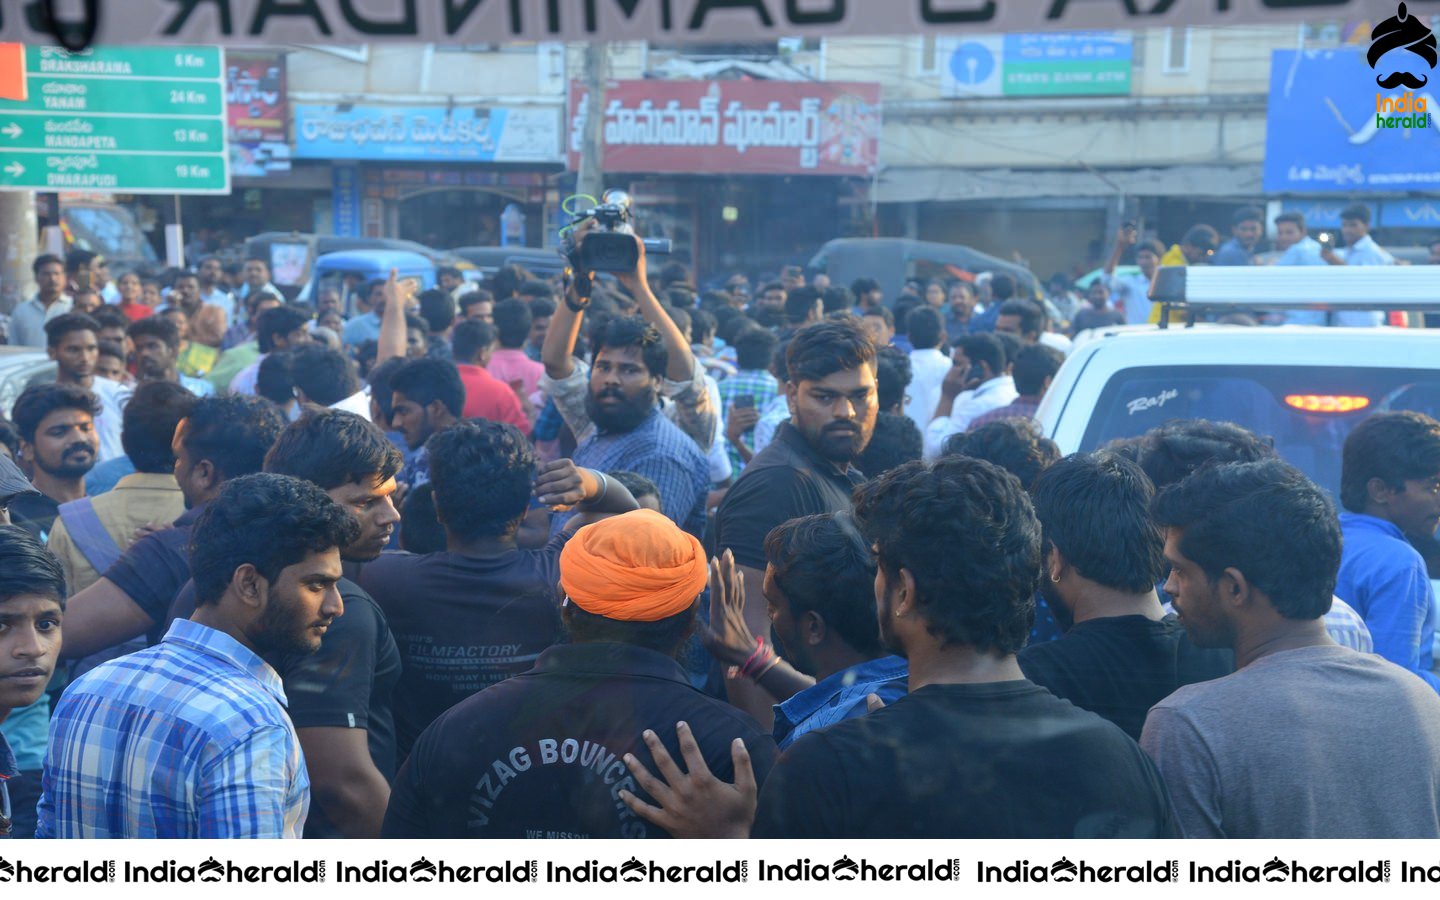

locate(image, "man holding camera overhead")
[[540, 213, 712, 539]]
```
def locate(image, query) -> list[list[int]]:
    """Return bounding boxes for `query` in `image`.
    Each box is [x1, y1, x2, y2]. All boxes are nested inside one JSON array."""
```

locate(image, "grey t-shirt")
[[1141, 644, 1440, 838]]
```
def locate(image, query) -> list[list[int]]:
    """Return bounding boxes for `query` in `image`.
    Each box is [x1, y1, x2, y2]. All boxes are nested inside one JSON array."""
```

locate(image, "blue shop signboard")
[[293, 104, 561, 163], [1263, 49, 1440, 193]]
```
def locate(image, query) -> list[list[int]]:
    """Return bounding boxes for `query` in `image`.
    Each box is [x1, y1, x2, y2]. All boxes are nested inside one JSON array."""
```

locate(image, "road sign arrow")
[[3, 162, 24, 177], [1, 123, 19, 139]]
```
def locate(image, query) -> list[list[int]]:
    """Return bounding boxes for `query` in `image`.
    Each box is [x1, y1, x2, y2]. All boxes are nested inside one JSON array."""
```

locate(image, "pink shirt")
[[486, 348, 544, 399]]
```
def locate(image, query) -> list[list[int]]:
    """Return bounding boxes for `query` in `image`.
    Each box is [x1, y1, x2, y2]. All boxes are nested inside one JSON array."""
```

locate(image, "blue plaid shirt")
[[718, 369, 780, 475], [555, 408, 710, 538], [36, 619, 309, 839]]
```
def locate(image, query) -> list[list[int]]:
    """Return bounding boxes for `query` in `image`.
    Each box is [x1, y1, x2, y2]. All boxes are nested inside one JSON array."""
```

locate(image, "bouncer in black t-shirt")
[[622, 457, 1178, 839], [1017, 453, 1233, 739], [713, 319, 876, 726], [358, 420, 642, 759], [382, 509, 778, 839]]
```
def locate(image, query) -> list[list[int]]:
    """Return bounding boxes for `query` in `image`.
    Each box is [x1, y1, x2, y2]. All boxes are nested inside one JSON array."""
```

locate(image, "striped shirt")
[[36, 619, 308, 839]]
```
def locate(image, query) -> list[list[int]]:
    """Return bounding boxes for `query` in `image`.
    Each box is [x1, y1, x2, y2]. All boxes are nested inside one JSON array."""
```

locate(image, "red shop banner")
[[227, 51, 288, 143], [567, 79, 881, 176]]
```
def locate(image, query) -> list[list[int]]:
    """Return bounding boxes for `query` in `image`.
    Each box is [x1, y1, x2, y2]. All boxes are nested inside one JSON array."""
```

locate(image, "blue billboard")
[[1264, 49, 1440, 194], [293, 104, 560, 163]]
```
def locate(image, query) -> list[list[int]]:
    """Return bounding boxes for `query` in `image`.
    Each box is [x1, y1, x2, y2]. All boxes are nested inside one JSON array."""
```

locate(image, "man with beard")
[[236, 411, 402, 839], [8, 385, 99, 542], [622, 457, 1177, 839], [164, 412, 403, 837], [541, 233, 711, 537], [44, 313, 129, 464], [714, 319, 877, 725], [56, 396, 285, 668], [1017, 452, 1232, 740], [128, 317, 215, 397], [36, 473, 357, 838]]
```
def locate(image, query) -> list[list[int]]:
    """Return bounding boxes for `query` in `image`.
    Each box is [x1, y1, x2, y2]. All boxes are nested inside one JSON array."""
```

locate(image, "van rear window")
[[1079, 366, 1440, 499]]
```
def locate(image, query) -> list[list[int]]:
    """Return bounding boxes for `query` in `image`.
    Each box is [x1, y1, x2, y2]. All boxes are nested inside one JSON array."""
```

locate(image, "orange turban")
[[559, 509, 707, 622]]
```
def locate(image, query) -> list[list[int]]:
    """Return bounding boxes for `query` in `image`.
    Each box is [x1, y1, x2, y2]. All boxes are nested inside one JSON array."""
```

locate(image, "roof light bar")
[[1150, 266, 1440, 328]]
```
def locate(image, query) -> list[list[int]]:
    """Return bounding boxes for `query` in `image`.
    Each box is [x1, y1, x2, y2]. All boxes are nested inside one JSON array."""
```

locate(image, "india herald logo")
[[1369, 3, 1437, 89]]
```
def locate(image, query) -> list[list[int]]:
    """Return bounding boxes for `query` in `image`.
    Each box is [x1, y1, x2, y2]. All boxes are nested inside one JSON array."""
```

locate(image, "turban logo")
[[1368, 3, 1437, 89], [560, 508, 707, 622]]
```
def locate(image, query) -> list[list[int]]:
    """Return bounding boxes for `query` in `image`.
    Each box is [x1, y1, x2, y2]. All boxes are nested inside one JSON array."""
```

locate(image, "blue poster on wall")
[[294, 104, 560, 163], [1264, 49, 1440, 193]]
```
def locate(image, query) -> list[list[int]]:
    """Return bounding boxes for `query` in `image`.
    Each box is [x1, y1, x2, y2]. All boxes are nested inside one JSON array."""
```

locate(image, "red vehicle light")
[[1283, 395, 1371, 413]]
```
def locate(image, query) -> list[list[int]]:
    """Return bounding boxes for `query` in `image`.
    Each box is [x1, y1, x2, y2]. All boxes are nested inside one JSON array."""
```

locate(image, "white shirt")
[[9, 294, 73, 347], [329, 387, 372, 421], [1104, 271, 1155, 326], [229, 356, 265, 396], [90, 376, 131, 464], [923, 375, 1019, 459], [905, 346, 952, 433]]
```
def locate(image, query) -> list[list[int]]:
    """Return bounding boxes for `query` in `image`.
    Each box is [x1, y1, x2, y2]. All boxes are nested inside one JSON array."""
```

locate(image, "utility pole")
[[576, 41, 609, 203], [0, 192, 38, 316]]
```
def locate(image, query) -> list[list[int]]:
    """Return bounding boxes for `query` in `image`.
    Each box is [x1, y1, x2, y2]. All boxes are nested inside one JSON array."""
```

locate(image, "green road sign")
[[0, 45, 229, 194], [27, 46, 222, 80], [0, 154, 226, 192]]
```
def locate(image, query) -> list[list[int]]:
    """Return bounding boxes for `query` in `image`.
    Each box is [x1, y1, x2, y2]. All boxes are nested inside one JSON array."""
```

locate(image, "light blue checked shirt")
[[717, 368, 780, 475], [36, 619, 309, 839]]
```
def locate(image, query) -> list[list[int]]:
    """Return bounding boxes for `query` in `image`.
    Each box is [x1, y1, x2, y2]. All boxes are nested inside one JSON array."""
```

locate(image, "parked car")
[[807, 238, 1040, 303], [0, 347, 57, 420]]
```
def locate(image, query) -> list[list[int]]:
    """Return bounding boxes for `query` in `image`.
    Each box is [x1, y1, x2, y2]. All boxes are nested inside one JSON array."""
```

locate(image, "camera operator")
[[540, 218, 714, 538]]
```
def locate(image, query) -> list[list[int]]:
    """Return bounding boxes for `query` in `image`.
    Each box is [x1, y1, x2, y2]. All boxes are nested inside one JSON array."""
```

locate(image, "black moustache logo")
[[620, 858, 646, 882], [410, 857, 438, 880], [833, 856, 860, 880], [197, 857, 224, 882], [1378, 70, 1429, 89], [1051, 857, 1079, 880]]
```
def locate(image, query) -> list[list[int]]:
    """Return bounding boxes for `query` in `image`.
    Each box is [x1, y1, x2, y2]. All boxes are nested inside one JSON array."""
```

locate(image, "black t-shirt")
[[10, 493, 59, 542], [714, 422, 864, 570], [170, 576, 402, 839], [382, 642, 779, 839], [105, 504, 203, 628], [1017, 614, 1235, 740], [751, 680, 1179, 839], [355, 534, 569, 760]]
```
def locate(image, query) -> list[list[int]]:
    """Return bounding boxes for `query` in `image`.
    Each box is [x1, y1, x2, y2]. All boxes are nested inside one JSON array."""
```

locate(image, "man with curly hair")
[[357, 420, 639, 758], [620, 457, 1178, 839]]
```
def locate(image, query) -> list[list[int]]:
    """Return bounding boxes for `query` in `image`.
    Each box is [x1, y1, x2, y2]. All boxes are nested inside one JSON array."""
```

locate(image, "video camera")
[[570, 190, 672, 273]]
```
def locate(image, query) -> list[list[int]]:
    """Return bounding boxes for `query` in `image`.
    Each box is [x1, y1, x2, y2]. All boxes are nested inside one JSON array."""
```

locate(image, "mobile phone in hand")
[[734, 394, 755, 409]]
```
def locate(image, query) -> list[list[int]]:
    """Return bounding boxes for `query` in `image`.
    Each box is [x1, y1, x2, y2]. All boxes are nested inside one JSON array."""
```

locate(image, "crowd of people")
[[1, 208, 1439, 840]]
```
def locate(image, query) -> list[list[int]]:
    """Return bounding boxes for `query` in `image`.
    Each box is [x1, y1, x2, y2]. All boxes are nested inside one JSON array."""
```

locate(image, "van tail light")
[[1284, 395, 1371, 413], [1388, 311, 1410, 328]]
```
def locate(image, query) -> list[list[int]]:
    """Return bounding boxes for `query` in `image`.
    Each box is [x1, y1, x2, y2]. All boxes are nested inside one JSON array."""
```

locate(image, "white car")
[[1036, 318, 1440, 659], [1036, 324, 1440, 497]]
